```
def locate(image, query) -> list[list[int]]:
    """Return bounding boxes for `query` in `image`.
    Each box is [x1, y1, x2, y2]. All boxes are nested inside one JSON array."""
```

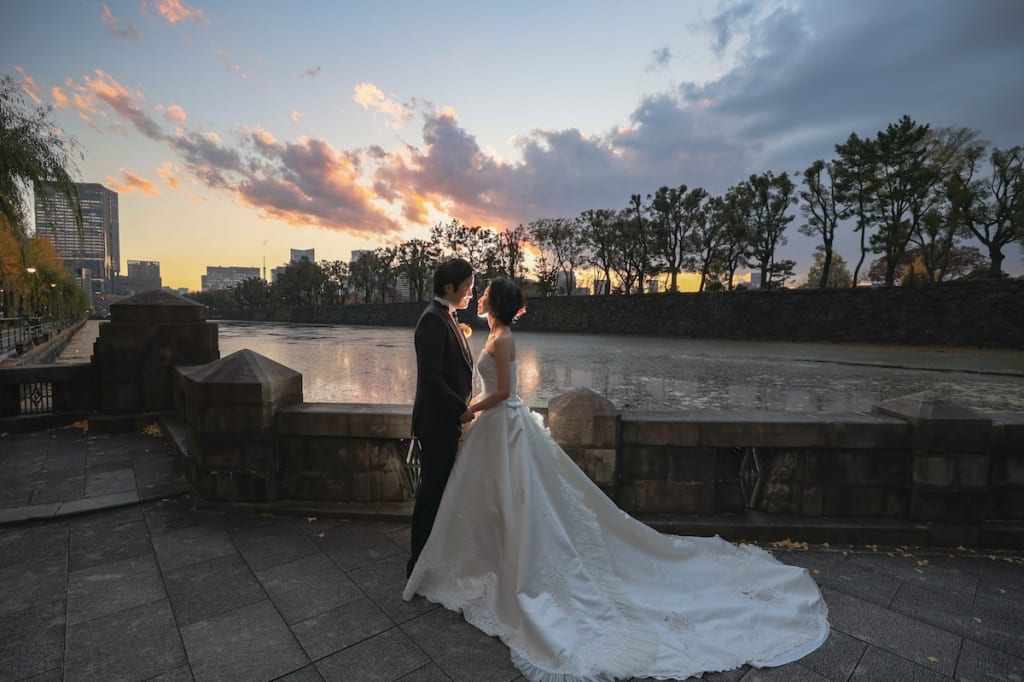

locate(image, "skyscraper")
[[34, 183, 120, 294]]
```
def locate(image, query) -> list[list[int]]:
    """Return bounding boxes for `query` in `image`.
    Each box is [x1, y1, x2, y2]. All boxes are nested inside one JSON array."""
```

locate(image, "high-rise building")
[[291, 248, 315, 263], [34, 183, 120, 294], [201, 266, 260, 291], [116, 260, 162, 295]]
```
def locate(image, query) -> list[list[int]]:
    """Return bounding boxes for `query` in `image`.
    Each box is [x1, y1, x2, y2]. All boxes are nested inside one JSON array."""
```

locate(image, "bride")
[[403, 278, 829, 681]]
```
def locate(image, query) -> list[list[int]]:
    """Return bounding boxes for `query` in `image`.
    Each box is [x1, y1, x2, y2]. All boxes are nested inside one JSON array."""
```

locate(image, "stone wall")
[[215, 279, 1023, 348], [515, 279, 1023, 348]]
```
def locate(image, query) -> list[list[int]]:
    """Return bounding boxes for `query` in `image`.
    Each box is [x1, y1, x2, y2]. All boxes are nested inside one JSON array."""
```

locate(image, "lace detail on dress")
[[541, 562, 573, 612], [663, 612, 694, 634]]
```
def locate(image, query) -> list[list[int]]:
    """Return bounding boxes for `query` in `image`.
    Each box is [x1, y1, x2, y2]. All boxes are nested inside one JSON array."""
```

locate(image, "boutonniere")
[[459, 322, 472, 338]]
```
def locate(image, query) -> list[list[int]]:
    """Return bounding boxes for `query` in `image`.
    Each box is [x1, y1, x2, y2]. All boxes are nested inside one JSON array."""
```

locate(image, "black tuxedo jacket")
[[411, 299, 474, 441]]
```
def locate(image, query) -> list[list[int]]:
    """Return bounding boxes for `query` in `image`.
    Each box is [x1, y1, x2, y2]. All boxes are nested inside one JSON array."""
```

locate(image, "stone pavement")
[[2, 429, 1024, 681]]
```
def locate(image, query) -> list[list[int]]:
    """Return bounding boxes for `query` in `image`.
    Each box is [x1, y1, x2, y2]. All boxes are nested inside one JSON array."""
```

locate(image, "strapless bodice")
[[476, 350, 518, 400]]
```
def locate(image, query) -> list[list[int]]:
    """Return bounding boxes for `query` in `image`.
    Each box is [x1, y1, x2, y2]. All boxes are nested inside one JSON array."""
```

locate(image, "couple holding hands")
[[403, 258, 828, 682]]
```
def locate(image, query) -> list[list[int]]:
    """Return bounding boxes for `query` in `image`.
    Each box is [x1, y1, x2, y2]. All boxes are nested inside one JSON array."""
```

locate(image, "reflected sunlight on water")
[[209, 321, 1024, 414]]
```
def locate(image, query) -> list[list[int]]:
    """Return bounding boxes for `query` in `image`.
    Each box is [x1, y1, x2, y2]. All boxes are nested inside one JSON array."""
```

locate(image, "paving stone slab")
[[84, 466, 137, 497], [165, 553, 266, 627], [67, 553, 165, 625], [151, 522, 237, 573], [776, 549, 901, 608], [290, 596, 393, 661], [737, 663, 829, 680], [69, 517, 152, 571], [233, 521, 321, 572], [180, 599, 309, 682], [0, 599, 65, 681], [147, 667, 195, 682], [57, 490, 139, 517], [0, 502, 59, 525], [400, 608, 519, 682], [19, 669, 64, 682], [30, 475, 85, 505], [0, 522, 67, 568], [257, 553, 363, 625], [849, 645, 951, 681], [396, 664, 454, 681], [317, 521, 405, 572], [64, 598, 187, 682], [955, 638, 1024, 682], [845, 551, 980, 604], [68, 504, 145, 531], [795, 628, 867, 682], [822, 587, 960, 676], [275, 665, 325, 682], [974, 579, 1024, 622], [144, 499, 218, 534], [890, 581, 1024, 660], [348, 554, 439, 624], [0, 554, 68, 616], [315, 627, 430, 682]]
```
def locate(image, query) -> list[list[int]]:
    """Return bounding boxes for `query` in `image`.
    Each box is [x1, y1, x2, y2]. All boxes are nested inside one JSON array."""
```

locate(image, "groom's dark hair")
[[433, 258, 474, 297]]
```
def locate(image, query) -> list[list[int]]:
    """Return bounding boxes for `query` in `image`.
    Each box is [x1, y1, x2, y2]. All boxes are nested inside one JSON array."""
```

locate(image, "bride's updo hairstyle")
[[487, 278, 526, 326]]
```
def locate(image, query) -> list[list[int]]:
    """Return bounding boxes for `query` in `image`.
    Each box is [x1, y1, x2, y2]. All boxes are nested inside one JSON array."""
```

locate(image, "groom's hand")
[[459, 409, 474, 423]]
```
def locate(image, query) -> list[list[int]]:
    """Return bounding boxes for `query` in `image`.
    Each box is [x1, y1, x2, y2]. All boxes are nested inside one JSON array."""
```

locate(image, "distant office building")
[[34, 182, 120, 294], [202, 266, 260, 291], [593, 279, 610, 296], [350, 249, 372, 263], [646, 279, 659, 294], [291, 248, 315, 263], [116, 260, 162, 295], [555, 271, 576, 295]]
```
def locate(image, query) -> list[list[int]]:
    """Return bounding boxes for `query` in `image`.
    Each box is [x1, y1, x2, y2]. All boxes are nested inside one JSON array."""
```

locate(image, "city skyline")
[[4, 0, 1023, 290]]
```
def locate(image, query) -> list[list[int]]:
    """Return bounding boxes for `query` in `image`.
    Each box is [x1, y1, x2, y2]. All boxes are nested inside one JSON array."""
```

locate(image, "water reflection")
[[215, 321, 1024, 414]]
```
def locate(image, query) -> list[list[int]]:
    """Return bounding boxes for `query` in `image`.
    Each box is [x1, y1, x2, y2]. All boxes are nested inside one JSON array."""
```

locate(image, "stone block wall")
[[276, 403, 412, 503]]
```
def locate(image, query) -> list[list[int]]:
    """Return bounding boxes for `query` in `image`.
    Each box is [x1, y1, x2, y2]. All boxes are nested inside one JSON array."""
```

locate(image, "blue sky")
[[3, 0, 1023, 289]]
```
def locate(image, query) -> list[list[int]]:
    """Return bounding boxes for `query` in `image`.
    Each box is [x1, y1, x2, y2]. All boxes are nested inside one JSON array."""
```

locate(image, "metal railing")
[[0, 318, 75, 357]]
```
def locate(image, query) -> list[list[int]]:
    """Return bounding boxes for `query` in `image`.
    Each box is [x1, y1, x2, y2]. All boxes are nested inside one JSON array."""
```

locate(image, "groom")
[[407, 257, 475, 578]]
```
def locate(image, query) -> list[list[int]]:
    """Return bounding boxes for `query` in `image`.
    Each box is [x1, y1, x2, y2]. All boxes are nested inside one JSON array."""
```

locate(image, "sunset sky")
[[3, 0, 1023, 290]]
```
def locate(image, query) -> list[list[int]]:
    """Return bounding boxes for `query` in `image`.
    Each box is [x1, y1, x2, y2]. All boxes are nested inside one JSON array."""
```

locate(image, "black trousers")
[[407, 437, 458, 577]]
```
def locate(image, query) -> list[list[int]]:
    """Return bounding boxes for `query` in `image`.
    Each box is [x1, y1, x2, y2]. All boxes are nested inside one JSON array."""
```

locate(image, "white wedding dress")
[[403, 351, 829, 681]]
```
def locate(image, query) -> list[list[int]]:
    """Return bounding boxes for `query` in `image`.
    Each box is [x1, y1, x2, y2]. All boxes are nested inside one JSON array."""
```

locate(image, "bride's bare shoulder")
[[492, 328, 516, 359]]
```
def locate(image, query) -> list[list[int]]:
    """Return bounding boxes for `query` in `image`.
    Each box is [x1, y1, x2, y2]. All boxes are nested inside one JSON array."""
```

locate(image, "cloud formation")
[[304, 65, 321, 79], [100, 4, 139, 41], [34, 0, 1024, 260], [646, 46, 674, 72], [353, 83, 413, 130], [143, 0, 205, 26], [106, 169, 159, 196]]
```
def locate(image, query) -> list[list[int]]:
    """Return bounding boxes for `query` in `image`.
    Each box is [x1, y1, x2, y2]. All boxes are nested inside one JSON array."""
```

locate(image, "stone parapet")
[[94, 290, 218, 415], [277, 403, 411, 504], [178, 349, 301, 503]]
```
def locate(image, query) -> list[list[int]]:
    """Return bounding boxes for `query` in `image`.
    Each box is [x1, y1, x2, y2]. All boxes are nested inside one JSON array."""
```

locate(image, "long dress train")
[[403, 350, 829, 682]]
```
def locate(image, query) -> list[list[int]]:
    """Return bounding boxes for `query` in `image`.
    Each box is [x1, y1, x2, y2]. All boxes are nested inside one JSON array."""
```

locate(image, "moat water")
[[64, 321, 1024, 413]]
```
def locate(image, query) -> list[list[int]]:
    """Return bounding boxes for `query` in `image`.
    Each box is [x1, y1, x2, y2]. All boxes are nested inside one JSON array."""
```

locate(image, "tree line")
[[201, 114, 1022, 315]]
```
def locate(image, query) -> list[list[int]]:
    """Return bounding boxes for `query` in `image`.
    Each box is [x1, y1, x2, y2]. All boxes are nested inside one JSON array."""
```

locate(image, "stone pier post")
[[547, 387, 621, 499], [92, 290, 218, 417], [177, 349, 302, 502], [873, 391, 992, 525]]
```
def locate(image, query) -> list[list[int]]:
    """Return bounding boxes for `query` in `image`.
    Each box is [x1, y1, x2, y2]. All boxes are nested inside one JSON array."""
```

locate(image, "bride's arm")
[[469, 335, 514, 413]]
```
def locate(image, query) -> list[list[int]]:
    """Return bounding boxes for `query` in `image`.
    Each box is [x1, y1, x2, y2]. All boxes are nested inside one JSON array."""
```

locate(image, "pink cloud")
[[354, 82, 413, 129], [106, 169, 160, 196], [156, 162, 181, 189], [100, 4, 139, 40], [142, 0, 205, 26], [157, 103, 187, 123]]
